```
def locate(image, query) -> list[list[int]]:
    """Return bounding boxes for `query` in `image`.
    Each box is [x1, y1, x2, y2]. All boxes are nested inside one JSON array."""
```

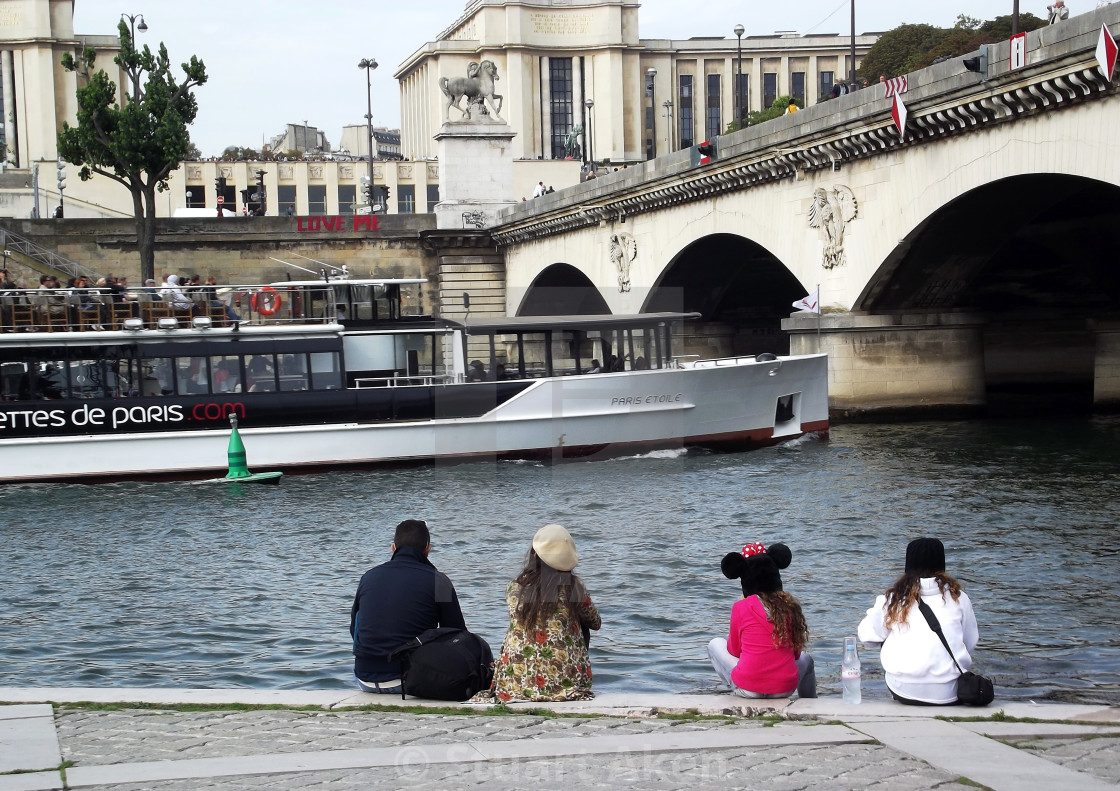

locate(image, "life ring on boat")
[[252, 287, 282, 316]]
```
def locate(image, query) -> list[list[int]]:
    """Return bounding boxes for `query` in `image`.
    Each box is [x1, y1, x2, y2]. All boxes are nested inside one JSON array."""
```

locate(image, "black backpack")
[[388, 627, 494, 701]]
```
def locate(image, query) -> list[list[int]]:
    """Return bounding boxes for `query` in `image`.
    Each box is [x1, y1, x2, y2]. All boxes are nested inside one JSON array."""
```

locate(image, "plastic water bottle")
[[842, 636, 861, 704]]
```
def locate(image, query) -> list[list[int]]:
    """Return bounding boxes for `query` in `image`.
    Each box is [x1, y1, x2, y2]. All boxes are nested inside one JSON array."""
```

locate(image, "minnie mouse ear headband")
[[721, 541, 792, 597]]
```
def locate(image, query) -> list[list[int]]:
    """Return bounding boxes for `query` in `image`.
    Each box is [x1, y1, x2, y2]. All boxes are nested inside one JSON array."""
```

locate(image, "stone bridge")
[[485, 7, 1120, 416]]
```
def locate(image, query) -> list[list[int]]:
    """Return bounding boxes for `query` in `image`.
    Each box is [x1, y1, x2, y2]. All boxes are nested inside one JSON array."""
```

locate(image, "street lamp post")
[[734, 24, 745, 129], [663, 99, 673, 151], [358, 57, 378, 213], [647, 66, 657, 159], [850, 1, 857, 86], [120, 13, 148, 97], [584, 98, 595, 168]]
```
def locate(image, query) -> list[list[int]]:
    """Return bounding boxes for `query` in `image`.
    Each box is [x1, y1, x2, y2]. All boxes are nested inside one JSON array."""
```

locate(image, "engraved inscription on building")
[[530, 12, 591, 36]]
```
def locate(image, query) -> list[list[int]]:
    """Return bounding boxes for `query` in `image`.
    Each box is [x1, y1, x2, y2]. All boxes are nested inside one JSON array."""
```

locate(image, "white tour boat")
[[0, 279, 828, 483]]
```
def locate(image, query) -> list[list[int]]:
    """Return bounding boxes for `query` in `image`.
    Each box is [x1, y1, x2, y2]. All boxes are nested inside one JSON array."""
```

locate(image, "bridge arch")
[[515, 262, 610, 316], [856, 173, 1120, 412], [645, 233, 806, 355]]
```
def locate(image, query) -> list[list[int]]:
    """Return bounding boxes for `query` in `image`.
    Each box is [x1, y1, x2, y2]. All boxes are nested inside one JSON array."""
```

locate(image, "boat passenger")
[[159, 275, 194, 311], [857, 537, 980, 706], [587, 359, 601, 374], [708, 541, 817, 699], [477, 524, 601, 702], [467, 360, 486, 382], [350, 519, 467, 694]]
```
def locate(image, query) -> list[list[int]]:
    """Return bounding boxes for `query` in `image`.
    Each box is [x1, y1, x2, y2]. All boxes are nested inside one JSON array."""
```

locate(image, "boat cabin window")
[[245, 354, 276, 393], [310, 352, 342, 390], [211, 355, 242, 393], [470, 323, 668, 379], [0, 345, 343, 400]]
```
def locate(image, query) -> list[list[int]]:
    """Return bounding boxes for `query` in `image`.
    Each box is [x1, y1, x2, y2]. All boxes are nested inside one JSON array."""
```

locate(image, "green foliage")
[[220, 146, 262, 162], [723, 94, 797, 133], [858, 23, 945, 80], [58, 21, 206, 281], [858, 14, 1048, 81]]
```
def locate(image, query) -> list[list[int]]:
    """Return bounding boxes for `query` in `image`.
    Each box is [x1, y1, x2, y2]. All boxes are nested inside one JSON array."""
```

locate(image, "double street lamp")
[[358, 57, 378, 213], [734, 23, 745, 128], [121, 13, 148, 100]]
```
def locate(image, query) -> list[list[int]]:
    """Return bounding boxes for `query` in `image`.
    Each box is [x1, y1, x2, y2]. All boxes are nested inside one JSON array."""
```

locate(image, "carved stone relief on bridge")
[[399, 164, 413, 179], [808, 185, 858, 270], [220, 166, 233, 180], [427, 164, 439, 179], [609, 232, 638, 293], [309, 165, 324, 180], [340, 165, 354, 180], [187, 165, 202, 180], [280, 165, 294, 180]]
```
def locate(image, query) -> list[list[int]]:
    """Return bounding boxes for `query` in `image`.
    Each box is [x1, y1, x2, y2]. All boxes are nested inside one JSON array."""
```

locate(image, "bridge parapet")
[[493, 5, 1120, 247]]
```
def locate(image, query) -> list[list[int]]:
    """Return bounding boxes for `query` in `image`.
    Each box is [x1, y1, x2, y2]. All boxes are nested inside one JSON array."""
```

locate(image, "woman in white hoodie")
[[858, 538, 979, 705]]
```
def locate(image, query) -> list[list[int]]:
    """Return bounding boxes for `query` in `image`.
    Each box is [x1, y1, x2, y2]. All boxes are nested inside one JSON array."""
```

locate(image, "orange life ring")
[[252, 287, 282, 316]]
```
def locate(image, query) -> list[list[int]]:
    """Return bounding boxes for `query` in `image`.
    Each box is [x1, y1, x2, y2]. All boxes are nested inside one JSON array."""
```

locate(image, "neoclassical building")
[[396, 0, 876, 164], [0, 0, 875, 219]]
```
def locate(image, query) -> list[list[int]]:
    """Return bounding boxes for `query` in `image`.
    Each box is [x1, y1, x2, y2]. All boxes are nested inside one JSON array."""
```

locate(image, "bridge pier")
[[782, 313, 987, 419], [1093, 321, 1120, 410]]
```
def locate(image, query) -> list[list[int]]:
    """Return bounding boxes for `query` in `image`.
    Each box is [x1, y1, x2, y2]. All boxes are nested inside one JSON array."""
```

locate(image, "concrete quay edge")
[[0, 687, 1117, 723]]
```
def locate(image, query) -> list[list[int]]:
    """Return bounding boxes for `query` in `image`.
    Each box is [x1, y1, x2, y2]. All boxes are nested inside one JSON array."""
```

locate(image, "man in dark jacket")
[[350, 519, 466, 692]]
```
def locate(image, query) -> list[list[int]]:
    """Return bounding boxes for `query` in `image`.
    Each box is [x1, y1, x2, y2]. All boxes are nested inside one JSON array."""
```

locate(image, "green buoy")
[[218, 414, 282, 484]]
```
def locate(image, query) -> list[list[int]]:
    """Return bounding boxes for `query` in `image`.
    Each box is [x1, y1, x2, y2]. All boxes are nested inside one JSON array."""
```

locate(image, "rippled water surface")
[[2, 418, 1119, 703]]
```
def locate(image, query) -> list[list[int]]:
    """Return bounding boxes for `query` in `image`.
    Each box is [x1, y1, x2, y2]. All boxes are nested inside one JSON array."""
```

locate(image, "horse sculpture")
[[439, 61, 504, 122]]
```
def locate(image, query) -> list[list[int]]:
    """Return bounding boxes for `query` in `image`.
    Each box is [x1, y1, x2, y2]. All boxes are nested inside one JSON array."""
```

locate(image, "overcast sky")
[[72, 1, 1046, 157]]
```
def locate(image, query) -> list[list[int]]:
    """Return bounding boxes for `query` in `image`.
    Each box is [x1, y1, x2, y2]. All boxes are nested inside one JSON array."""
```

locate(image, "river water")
[[2, 418, 1119, 704]]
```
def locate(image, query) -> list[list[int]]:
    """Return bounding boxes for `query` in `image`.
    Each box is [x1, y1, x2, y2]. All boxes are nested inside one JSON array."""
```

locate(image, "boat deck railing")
[[0, 284, 345, 334], [353, 374, 459, 388]]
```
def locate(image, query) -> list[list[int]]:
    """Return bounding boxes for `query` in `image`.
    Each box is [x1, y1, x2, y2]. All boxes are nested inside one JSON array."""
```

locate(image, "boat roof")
[[268, 278, 428, 288], [456, 312, 702, 332]]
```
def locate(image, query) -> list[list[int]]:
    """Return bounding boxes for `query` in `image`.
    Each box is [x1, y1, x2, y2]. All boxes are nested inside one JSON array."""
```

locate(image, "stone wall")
[[785, 312, 987, 418], [1, 214, 456, 313]]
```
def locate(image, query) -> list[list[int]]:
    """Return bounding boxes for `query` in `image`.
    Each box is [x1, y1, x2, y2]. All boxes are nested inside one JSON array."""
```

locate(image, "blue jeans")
[[356, 676, 402, 694]]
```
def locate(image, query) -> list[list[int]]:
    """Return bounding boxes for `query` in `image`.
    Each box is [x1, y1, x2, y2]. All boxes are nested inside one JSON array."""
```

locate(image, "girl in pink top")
[[707, 542, 817, 698]]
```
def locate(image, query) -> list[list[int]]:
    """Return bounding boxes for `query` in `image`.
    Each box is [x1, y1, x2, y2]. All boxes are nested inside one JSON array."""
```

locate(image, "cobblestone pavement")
[[55, 709, 770, 764], [4, 697, 1120, 791], [1010, 735, 1120, 786], [68, 742, 976, 791]]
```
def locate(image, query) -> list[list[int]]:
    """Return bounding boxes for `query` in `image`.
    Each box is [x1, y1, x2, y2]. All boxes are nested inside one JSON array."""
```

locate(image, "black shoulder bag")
[[916, 600, 994, 707]]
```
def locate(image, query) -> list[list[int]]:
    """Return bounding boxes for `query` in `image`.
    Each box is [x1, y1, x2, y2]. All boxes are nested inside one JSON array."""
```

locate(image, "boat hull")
[[0, 355, 828, 483]]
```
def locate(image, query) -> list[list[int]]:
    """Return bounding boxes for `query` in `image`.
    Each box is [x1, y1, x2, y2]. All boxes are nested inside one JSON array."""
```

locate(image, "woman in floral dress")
[[488, 524, 601, 702]]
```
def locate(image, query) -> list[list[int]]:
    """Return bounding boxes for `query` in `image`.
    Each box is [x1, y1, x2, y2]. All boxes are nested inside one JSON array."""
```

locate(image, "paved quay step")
[[59, 724, 869, 788], [1, 687, 1117, 721], [2, 689, 1118, 791]]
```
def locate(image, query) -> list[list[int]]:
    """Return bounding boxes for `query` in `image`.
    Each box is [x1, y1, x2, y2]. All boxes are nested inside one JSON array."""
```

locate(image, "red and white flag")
[[882, 75, 907, 98], [1097, 23, 1118, 81], [792, 287, 820, 314], [892, 93, 908, 140]]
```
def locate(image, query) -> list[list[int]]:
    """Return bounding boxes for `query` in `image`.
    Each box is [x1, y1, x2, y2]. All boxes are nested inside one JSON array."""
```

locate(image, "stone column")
[[2, 50, 17, 166], [782, 312, 987, 418], [1093, 321, 1120, 408], [434, 119, 518, 230]]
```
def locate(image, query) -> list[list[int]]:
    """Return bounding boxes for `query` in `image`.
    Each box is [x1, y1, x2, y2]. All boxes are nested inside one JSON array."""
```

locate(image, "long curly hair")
[[883, 571, 962, 629], [513, 549, 589, 628], [757, 591, 809, 654]]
